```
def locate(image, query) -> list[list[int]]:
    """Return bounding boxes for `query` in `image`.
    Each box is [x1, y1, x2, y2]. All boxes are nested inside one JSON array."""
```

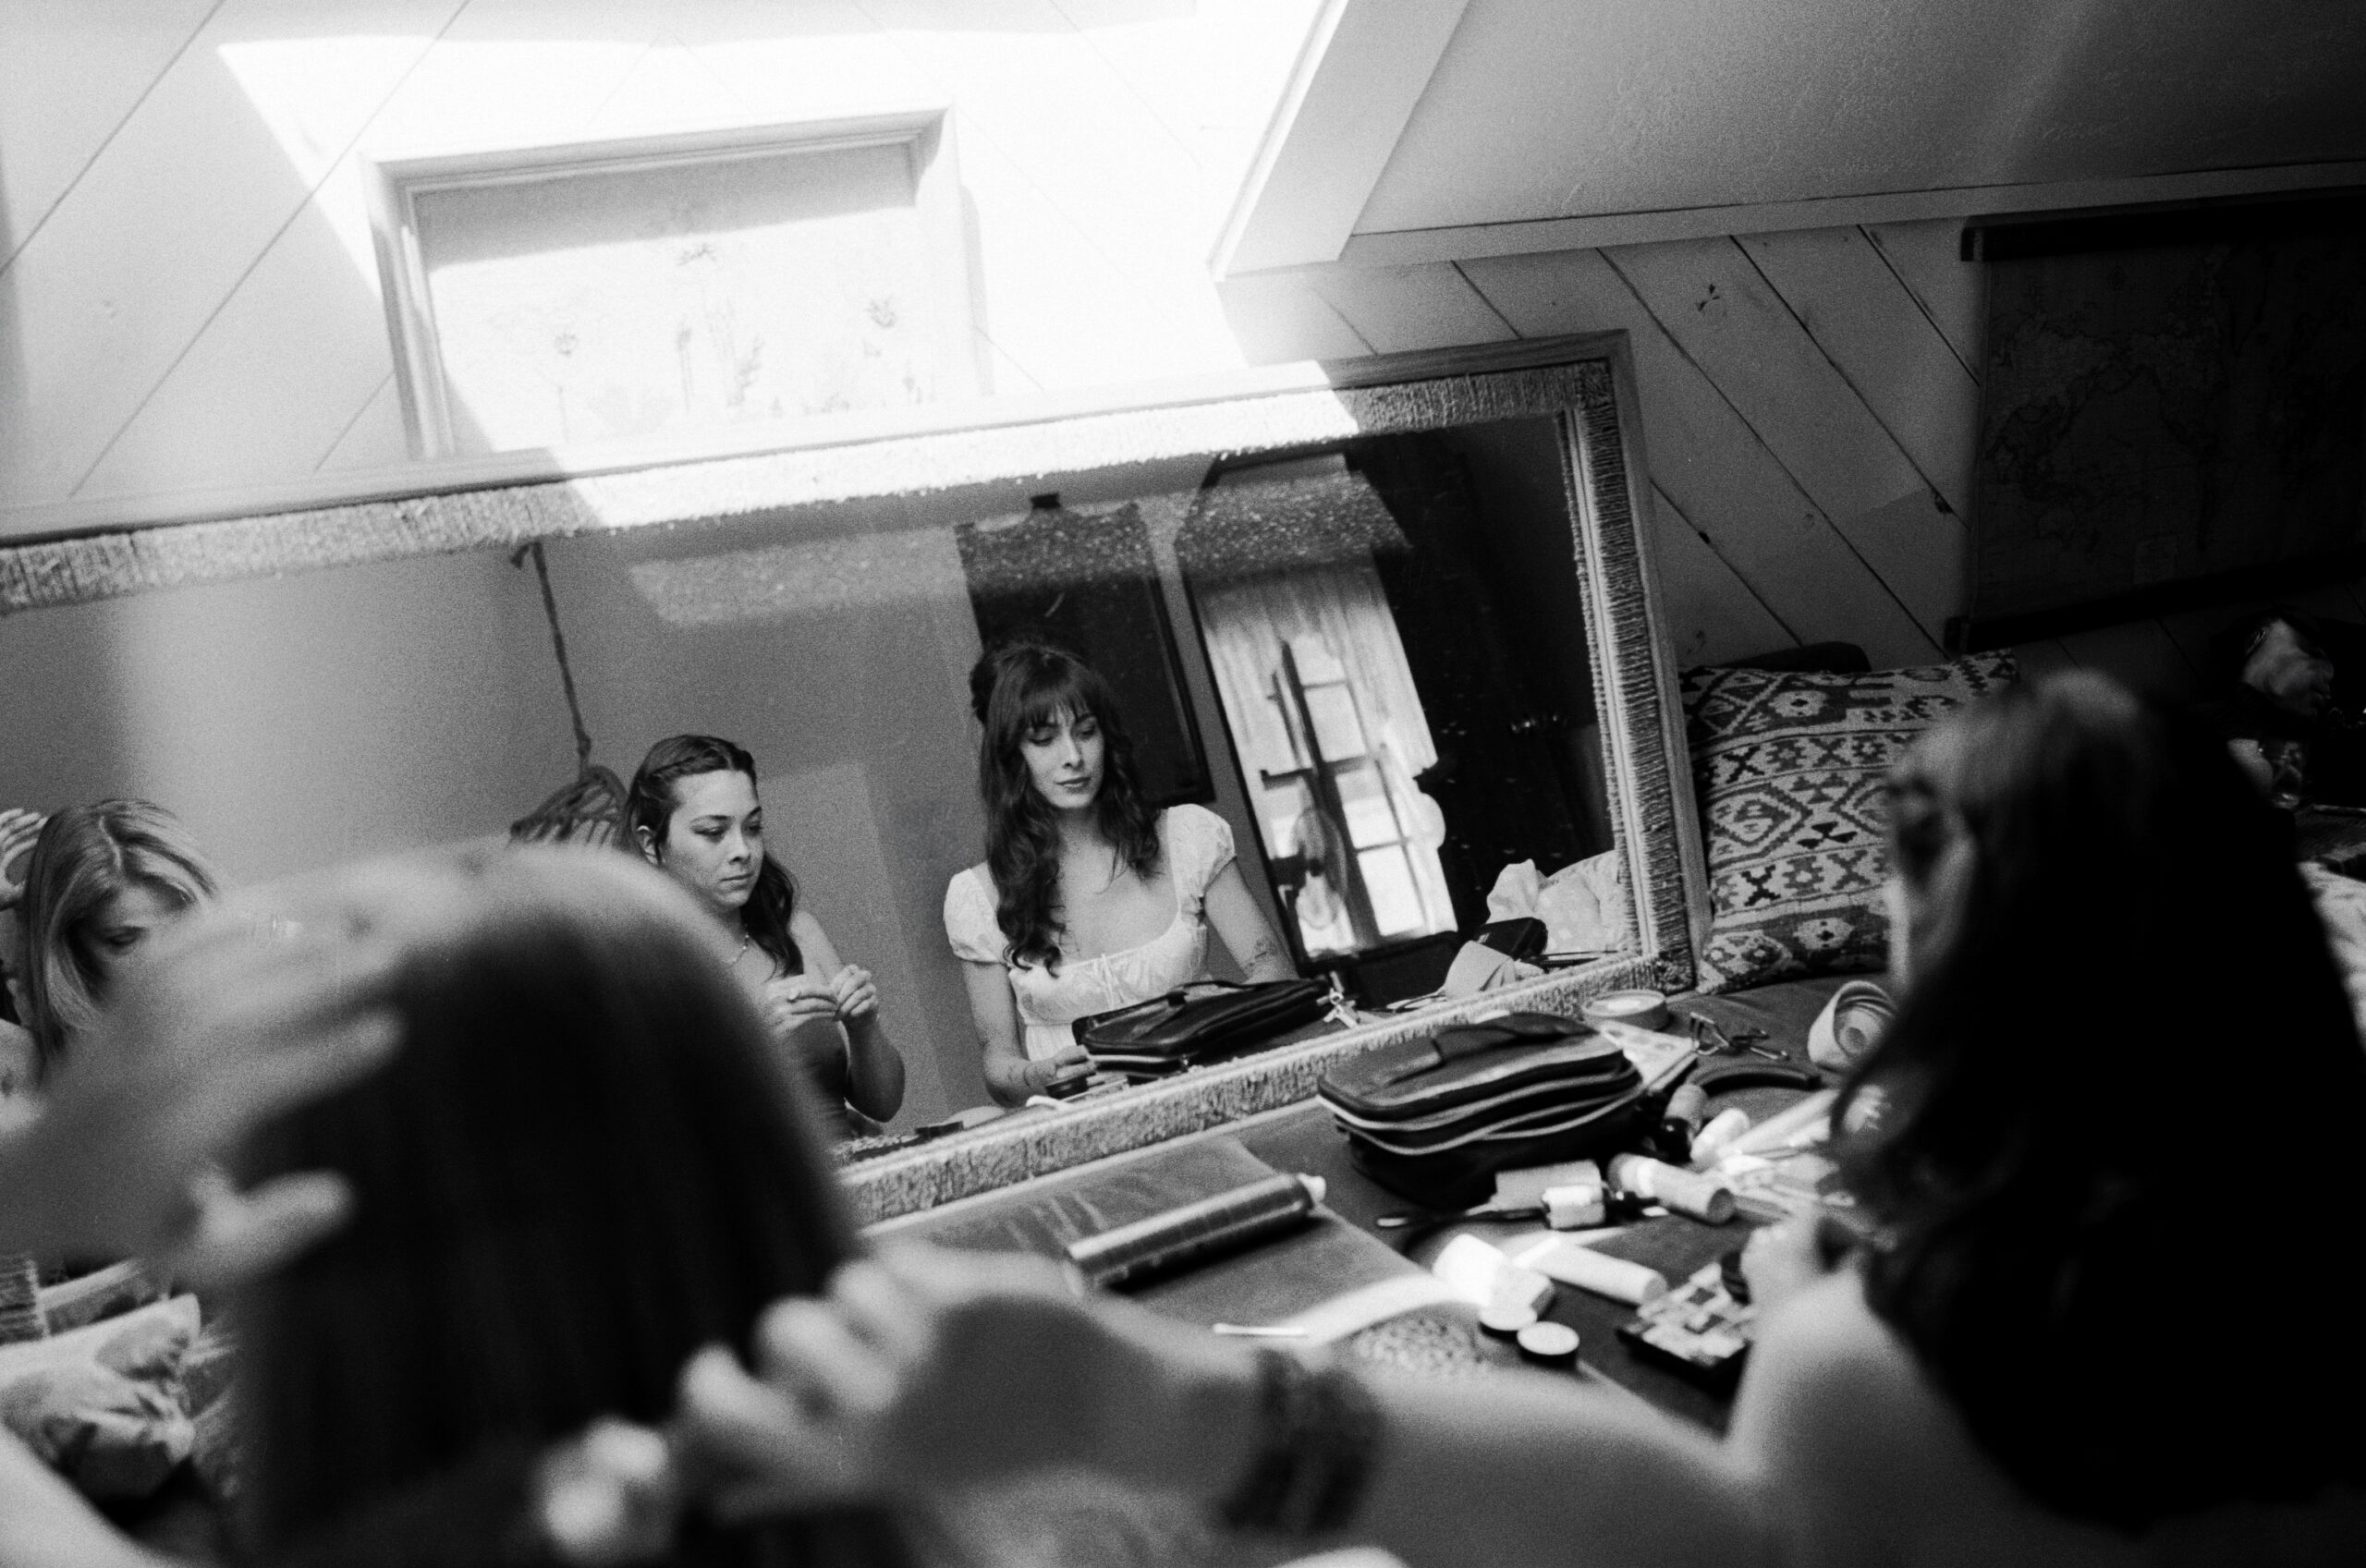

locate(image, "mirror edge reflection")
[[843, 954, 1676, 1225], [0, 333, 1708, 1221]]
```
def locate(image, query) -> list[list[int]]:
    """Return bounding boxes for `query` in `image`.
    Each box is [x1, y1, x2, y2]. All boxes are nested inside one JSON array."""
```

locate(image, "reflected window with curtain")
[[1179, 433, 1613, 991]]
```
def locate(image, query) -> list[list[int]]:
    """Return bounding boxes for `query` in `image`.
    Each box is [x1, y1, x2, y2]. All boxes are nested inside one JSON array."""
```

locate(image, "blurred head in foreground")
[[1840, 671, 2366, 1528], [235, 847, 905, 1566]]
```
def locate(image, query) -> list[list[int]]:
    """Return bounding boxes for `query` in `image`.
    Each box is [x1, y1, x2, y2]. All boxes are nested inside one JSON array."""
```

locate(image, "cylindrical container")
[[1065, 1173, 1325, 1291], [1479, 1303, 1539, 1337], [1516, 1320, 1580, 1367], [1689, 1108, 1753, 1166], [1494, 1160, 1602, 1209], [1542, 1183, 1607, 1229], [1608, 1153, 1738, 1224], [1433, 1234, 1556, 1315], [1511, 1238, 1668, 1305], [1659, 1082, 1708, 1147], [1583, 989, 1671, 1032]]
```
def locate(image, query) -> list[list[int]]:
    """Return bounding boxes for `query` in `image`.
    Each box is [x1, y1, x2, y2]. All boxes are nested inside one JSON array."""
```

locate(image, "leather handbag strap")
[[1429, 1013, 1581, 1064], [1694, 1061, 1823, 1094], [1163, 979, 1250, 1004]]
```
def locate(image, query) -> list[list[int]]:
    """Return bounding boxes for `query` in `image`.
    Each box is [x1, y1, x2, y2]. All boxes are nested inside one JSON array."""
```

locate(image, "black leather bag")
[[1077, 978, 1331, 1078], [1317, 1012, 1653, 1206]]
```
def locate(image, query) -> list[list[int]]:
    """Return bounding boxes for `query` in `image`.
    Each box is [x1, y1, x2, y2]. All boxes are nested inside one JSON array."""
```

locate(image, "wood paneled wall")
[[1220, 230, 2366, 694], [1221, 225, 1979, 672]]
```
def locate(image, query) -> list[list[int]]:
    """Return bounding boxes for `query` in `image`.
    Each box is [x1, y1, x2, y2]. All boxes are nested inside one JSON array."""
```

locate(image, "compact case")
[[1077, 978, 1332, 1079], [1316, 1013, 1650, 1207]]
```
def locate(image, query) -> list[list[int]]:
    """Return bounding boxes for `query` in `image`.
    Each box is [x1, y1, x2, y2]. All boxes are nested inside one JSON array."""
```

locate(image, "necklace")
[[730, 930, 754, 966]]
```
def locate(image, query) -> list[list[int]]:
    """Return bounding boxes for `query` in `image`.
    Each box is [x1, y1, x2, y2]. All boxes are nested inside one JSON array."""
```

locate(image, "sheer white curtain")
[[1195, 556, 1455, 938]]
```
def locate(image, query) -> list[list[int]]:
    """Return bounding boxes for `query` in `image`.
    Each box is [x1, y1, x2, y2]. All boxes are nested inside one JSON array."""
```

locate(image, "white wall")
[[1360, 0, 2366, 238], [0, 0, 1322, 512]]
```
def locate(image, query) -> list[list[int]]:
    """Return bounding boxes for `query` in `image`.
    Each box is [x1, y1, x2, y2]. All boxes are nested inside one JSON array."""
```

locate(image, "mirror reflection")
[[0, 414, 1632, 1158]]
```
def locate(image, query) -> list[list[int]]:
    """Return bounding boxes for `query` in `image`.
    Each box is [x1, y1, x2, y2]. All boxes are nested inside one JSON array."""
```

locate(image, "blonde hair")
[[20, 800, 217, 1072]]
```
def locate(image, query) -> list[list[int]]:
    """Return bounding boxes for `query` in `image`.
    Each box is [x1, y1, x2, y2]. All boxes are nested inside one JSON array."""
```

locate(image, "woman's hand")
[[1739, 1214, 1847, 1317], [534, 1418, 682, 1565], [1023, 1044, 1092, 1096], [0, 808, 47, 910], [828, 964, 879, 1024], [676, 1246, 1118, 1516], [0, 899, 400, 1274], [758, 977, 840, 1038]]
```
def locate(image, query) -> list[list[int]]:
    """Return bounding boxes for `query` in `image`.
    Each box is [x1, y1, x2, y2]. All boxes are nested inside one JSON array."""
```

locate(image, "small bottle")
[[1608, 1153, 1737, 1224]]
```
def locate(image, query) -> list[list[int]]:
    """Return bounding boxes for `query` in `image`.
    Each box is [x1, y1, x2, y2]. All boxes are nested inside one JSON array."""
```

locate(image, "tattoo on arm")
[[1243, 932, 1296, 982]]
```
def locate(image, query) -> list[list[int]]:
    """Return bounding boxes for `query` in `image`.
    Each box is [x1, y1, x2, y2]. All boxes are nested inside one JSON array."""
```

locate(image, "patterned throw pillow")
[[1680, 654, 2018, 993]]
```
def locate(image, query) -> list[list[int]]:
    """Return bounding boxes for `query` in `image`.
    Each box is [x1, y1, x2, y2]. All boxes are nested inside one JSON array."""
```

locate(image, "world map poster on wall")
[[1970, 216, 2366, 631]]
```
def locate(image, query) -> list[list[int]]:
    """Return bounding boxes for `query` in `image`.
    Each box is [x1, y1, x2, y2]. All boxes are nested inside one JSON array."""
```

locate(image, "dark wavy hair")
[[1834, 673, 2366, 1530], [237, 848, 908, 1566], [626, 735, 799, 975], [970, 642, 1159, 970]]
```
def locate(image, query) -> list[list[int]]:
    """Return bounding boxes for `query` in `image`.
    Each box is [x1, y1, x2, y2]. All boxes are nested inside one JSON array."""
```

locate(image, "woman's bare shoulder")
[[787, 906, 840, 969], [1735, 1270, 2147, 1568], [1732, 1269, 1941, 1465]]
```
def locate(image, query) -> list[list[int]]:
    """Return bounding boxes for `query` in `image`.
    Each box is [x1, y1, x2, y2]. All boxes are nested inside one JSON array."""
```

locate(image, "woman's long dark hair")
[[627, 735, 799, 975], [970, 643, 1159, 970], [1834, 673, 2366, 1529], [236, 849, 905, 1566]]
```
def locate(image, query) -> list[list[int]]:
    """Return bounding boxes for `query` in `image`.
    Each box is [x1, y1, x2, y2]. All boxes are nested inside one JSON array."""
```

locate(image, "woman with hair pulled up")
[[235, 848, 913, 1566], [945, 642, 1294, 1106], [628, 735, 902, 1136], [1, 847, 921, 1567], [689, 672, 2366, 1565]]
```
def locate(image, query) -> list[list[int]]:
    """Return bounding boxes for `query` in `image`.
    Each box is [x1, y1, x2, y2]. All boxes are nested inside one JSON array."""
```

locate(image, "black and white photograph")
[[0, 3, 2361, 1563]]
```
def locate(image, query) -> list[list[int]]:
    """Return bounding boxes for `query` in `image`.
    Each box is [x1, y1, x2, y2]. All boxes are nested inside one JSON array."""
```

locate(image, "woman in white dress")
[[945, 643, 1296, 1105]]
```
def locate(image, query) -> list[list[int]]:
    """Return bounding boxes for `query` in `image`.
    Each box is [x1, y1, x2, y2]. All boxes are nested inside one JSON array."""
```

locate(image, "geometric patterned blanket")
[[1680, 653, 2018, 992]]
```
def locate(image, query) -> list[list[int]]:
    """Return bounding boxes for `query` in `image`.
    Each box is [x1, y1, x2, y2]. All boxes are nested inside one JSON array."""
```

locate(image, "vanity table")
[[873, 977, 1847, 1435]]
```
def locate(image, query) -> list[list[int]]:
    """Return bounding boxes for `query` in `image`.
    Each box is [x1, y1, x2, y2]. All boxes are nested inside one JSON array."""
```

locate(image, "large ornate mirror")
[[0, 334, 1704, 1220]]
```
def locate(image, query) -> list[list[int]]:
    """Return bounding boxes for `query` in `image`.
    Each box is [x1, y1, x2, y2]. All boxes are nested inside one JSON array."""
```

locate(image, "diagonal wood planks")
[[1461, 245, 1943, 667], [1, 0, 465, 509], [1607, 234, 1965, 647]]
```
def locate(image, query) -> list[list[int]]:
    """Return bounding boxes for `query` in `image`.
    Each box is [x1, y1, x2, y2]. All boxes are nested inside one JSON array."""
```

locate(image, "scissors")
[[1688, 1014, 1784, 1062]]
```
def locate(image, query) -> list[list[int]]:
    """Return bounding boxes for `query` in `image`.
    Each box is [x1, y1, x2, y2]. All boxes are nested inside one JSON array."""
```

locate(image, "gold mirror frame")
[[0, 333, 1708, 1222]]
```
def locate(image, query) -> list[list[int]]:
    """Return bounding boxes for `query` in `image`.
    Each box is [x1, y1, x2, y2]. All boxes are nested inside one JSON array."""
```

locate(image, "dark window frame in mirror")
[[1177, 429, 1620, 1003]]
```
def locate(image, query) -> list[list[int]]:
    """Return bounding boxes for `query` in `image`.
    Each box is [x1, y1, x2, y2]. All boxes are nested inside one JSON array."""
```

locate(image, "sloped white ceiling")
[[1356, 0, 2365, 238]]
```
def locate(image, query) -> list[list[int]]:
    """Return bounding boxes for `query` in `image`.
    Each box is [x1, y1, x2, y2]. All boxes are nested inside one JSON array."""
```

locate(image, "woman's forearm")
[[1239, 938, 1296, 983], [1203, 864, 1298, 983], [842, 1015, 905, 1123], [0, 1427, 176, 1568], [982, 1047, 1036, 1107], [1347, 1375, 1776, 1568], [1084, 1306, 1774, 1568]]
